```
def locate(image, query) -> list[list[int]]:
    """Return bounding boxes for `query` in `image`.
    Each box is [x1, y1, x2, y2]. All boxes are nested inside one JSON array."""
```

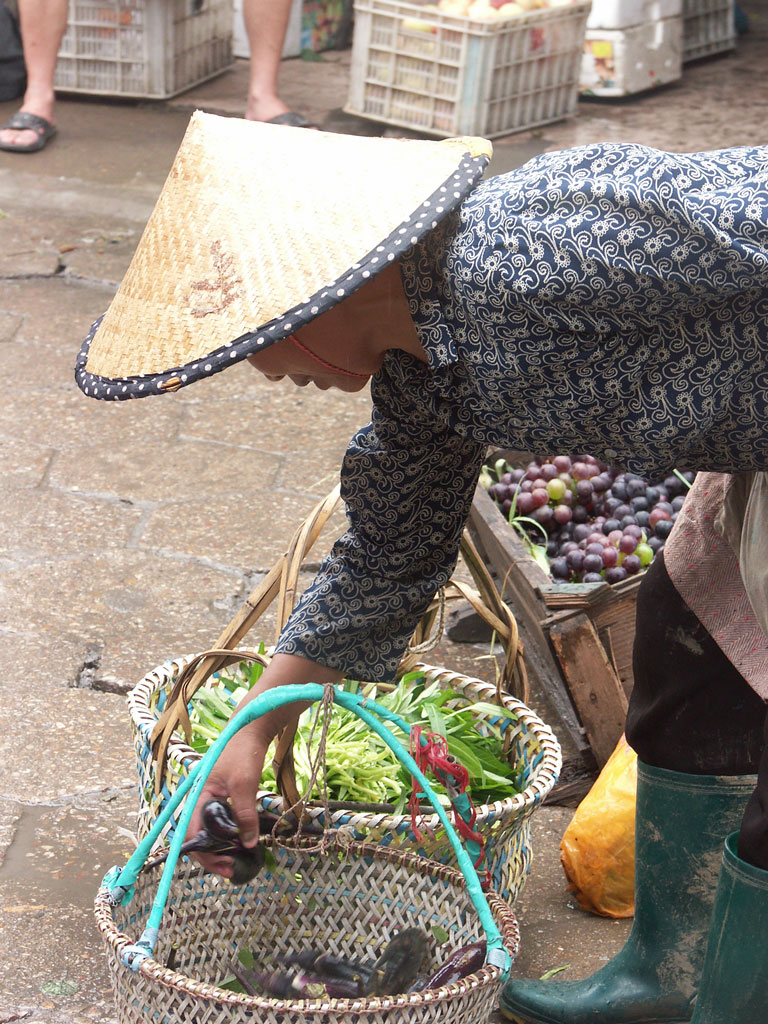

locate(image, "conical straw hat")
[[75, 111, 492, 400]]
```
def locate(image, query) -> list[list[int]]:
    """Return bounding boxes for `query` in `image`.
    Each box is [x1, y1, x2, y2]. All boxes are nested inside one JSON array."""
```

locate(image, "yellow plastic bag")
[[559, 734, 637, 918]]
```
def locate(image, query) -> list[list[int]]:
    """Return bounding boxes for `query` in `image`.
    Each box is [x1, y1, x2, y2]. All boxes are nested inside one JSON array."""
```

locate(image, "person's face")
[[246, 264, 416, 391], [246, 289, 383, 393], [246, 336, 371, 393]]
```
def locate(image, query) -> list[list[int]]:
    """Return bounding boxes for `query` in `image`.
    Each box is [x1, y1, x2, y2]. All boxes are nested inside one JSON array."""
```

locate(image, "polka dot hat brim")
[[75, 111, 492, 401]]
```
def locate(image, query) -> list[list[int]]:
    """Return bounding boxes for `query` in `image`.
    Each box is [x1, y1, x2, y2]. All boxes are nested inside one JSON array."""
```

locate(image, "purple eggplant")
[[242, 965, 350, 999], [142, 828, 234, 872], [142, 799, 264, 883], [202, 799, 241, 840], [419, 939, 487, 990], [323, 978, 368, 999], [284, 950, 373, 991], [260, 968, 325, 999], [229, 844, 266, 885]]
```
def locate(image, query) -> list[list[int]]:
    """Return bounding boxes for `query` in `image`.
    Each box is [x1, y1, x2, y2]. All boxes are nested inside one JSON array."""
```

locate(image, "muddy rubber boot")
[[499, 762, 754, 1024], [689, 832, 768, 1024]]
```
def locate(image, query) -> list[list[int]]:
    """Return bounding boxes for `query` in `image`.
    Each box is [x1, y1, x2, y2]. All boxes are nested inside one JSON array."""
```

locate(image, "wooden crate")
[[469, 484, 642, 769]]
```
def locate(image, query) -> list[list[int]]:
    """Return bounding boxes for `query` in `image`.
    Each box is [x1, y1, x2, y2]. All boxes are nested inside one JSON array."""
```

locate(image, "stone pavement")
[[0, 6, 766, 1020]]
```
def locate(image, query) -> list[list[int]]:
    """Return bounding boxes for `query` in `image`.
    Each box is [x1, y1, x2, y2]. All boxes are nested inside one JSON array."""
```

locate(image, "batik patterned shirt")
[[276, 142, 768, 682]]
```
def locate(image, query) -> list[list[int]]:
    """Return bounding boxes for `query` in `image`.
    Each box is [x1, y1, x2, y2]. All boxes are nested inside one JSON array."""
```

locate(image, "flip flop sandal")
[[266, 111, 320, 130], [0, 111, 58, 153]]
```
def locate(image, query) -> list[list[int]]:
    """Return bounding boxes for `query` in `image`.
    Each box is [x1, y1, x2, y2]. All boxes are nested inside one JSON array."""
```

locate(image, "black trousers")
[[625, 553, 768, 870]]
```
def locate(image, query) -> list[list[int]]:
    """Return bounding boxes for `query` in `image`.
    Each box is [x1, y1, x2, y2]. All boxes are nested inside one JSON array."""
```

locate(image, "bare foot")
[[245, 93, 290, 123]]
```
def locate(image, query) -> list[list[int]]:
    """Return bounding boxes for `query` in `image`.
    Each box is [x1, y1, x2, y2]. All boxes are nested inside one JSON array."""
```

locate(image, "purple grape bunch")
[[484, 454, 694, 586]]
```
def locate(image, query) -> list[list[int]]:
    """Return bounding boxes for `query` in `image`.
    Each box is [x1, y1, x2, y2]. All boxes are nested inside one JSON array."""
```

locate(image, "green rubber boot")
[[689, 832, 768, 1024], [499, 762, 754, 1024]]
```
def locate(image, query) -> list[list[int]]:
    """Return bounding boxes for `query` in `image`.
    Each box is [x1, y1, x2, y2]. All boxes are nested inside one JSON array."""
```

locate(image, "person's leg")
[[0, 0, 68, 149], [625, 552, 766, 777], [688, 831, 768, 1024], [500, 553, 765, 1024], [626, 552, 768, 869], [242, 0, 293, 123], [736, 708, 768, 868]]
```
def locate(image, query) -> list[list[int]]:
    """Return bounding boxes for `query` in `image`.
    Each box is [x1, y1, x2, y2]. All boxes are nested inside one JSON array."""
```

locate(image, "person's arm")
[[273, 359, 490, 681], [190, 360, 488, 875]]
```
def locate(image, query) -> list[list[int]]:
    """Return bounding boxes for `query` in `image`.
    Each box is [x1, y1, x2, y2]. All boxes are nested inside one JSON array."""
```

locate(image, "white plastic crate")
[[586, 0, 681, 30], [345, 0, 592, 139], [581, 15, 683, 95], [54, 0, 234, 99], [682, 0, 735, 62]]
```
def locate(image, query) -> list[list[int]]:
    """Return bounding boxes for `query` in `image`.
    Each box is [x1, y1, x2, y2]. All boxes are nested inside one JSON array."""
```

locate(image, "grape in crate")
[[75, 115, 768, 1022], [483, 452, 694, 585]]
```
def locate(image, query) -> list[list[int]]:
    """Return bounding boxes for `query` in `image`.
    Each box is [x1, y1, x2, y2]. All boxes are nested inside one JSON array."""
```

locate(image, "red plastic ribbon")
[[408, 726, 490, 888]]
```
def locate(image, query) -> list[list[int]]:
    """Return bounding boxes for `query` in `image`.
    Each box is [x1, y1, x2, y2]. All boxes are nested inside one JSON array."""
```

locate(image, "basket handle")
[[104, 684, 512, 979], [399, 531, 529, 703]]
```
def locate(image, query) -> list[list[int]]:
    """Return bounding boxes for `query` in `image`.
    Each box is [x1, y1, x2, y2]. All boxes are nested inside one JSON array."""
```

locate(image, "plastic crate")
[[54, 0, 234, 99], [586, 0, 681, 30], [682, 0, 735, 62], [345, 0, 592, 139], [581, 15, 683, 96]]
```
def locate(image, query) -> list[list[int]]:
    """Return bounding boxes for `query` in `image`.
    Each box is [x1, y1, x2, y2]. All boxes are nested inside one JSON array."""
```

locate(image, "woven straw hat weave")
[[75, 111, 492, 401]]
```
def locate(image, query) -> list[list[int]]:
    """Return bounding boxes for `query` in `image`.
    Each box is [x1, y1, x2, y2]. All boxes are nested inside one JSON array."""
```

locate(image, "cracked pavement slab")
[[0, 789, 135, 1023]]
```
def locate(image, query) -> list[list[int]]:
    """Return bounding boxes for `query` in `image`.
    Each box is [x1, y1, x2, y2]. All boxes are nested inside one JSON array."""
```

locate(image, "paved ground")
[[0, 6, 766, 1021]]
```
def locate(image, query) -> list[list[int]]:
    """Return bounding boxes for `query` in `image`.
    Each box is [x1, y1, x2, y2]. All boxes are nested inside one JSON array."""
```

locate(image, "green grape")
[[635, 542, 654, 567], [546, 478, 567, 502]]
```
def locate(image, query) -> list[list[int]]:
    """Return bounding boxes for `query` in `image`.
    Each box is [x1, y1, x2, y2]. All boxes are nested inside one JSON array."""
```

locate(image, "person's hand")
[[184, 652, 343, 878], [186, 715, 270, 878]]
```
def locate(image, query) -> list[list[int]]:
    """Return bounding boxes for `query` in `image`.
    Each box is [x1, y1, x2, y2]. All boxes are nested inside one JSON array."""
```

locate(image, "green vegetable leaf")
[[468, 701, 518, 722], [539, 964, 571, 980], [424, 701, 447, 738], [443, 737, 485, 777], [237, 948, 255, 969], [247, 658, 266, 687], [529, 542, 551, 575], [673, 468, 692, 490], [41, 979, 79, 996], [189, 661, 523, 806], [218, 974, 248, 993]]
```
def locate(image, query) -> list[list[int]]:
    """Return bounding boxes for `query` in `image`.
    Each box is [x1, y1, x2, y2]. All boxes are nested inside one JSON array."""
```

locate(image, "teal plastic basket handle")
[[101, 683, 512, 980]]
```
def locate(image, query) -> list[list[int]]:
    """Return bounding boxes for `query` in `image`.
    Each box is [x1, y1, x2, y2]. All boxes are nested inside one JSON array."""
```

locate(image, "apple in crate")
[[436, 0, 472, 13]]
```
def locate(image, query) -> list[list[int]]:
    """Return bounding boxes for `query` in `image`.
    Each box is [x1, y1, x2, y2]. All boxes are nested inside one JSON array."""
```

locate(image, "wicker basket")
[[98, 685, 521, 1024], [97, 838, 520, 1024], [128, 488, 561, 903], [131, 658, 560, 903]]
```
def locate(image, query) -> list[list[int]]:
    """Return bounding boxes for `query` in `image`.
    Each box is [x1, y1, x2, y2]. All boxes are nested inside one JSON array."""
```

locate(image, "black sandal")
[[0, 111, 58, 153], [266, 111, 320, 130]]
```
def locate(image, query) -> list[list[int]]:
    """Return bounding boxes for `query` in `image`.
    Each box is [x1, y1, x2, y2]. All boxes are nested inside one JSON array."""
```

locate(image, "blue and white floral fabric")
[[276, 142, 768, 682]]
